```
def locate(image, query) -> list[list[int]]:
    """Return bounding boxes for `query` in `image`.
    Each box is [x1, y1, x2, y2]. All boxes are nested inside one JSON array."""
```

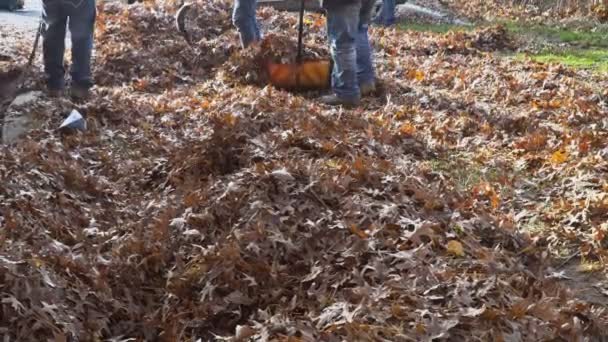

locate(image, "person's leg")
[[322, 2, 361, 106], [232, 0, 261, 48], [380, 0, 396, 26], [67, 0, 96, 94], [357, 0, 376, 93], [42, 0, 68, 92]]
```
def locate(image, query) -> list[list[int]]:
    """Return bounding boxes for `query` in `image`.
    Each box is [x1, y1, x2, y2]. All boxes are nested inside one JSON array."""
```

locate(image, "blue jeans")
[[233, 0, 261, 48], [325, 0, 376, 101], [42, 0, 96, 90], [375, 0, 396, 26]]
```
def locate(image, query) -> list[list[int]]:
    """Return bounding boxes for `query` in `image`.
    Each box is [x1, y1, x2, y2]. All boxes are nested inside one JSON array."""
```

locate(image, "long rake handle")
[[27, 20, 43, 68], [296, 0, 305, 64]]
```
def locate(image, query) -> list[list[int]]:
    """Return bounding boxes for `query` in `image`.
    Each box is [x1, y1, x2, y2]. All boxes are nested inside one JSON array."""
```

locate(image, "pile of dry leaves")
[[94, 1, 237, 88], [446, 0, 608, 22], [0, 0, 607, 340]]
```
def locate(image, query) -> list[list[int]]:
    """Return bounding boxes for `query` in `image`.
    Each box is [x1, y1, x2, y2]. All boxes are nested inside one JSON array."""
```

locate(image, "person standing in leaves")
[[42, 0, 97, 100], [375, 0, 396, 26], [320, 0, 377, 107], [233, 0, 261, 48]]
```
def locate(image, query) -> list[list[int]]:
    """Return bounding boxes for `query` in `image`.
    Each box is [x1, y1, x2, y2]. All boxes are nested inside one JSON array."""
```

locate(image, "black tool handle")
[[176, 3, 193, 45], [296, 0, 305, 64], [27, 20, 43, 68]]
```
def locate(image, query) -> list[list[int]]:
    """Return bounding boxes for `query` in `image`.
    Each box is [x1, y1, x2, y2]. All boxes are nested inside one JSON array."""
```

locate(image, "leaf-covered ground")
[[1, 1, 608, 340]]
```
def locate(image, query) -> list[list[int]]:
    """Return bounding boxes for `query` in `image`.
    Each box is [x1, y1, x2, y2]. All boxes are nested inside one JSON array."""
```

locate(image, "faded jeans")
[[233, 0, 261, 48], [375, 0, 396, 26], [325, 0, 376, 101], [42, 0, 96, 90]]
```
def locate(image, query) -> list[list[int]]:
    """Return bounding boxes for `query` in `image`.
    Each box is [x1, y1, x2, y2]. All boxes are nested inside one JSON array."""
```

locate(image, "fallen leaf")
[[447, 240, 465, 257], [349, 224, 369, 239], [551, 150, 569, 165], [462, 305, 486, 317], [407, 69, 425, 81], [399, 122, 416, 136]]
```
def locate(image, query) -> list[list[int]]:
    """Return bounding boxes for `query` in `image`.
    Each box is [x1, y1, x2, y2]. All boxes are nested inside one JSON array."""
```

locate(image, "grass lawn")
[[519, 49, 608, 73], [398, 20, 608, 73]]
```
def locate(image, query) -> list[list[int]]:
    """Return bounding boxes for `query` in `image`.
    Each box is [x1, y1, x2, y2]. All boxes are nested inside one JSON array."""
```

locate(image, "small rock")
[[2, 91, 44, 144]]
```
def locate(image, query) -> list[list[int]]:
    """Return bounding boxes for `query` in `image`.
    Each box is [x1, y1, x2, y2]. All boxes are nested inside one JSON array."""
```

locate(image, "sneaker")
[[70, 86, 90, 101], [360, 82, 377, 97], [319, 94, 360, 108]]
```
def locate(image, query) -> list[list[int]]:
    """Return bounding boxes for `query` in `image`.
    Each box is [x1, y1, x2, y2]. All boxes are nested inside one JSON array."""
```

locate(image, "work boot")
[[319, 94, 360, 108], [70, 86, 90, 102], [47, 88, 63, 98], [360, 82, 377, 97]]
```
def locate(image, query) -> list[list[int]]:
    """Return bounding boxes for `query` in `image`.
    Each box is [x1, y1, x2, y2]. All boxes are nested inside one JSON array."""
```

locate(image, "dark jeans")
[[324, 0, 376, 101], [232, 0, 261, 48], [42, 0, 96, 90], [375, 0, 396, 26]]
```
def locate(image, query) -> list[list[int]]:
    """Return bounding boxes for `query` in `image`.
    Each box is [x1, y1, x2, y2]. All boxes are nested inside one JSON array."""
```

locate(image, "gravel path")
[[0, 0, 42, 32]]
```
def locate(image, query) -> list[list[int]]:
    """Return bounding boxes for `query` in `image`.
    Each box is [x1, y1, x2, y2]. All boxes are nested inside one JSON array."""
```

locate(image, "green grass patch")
[[396, 20, 608, 72], [518, 49, 608, 73], [425, 156, 506, 194], [502, 21, 608, 48], [504, 22, 608, 73]]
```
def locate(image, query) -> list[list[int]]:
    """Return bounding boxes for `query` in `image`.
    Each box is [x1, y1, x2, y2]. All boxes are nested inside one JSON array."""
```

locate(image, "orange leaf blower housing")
[[265, 0, 332, 91], [266, 59, 332, 90]]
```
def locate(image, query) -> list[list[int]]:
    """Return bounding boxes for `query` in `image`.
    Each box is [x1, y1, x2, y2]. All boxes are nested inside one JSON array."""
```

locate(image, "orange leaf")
[[550, 150, 568, 165], [199, 100, 211, 110], [480, 122, 493, 135], [515, 132, 547, 151], [352, 156, 368, 175], [133, 79, 149, 91], [223, 113, 238, 127], [490, 192, 500, 209], [531, 99, 562, 110], [446, 240, 465, 257], [399, 122, 416, 136], [321, 141, 336, 153], [349, 224, 369, 239], [313, 17, 326, 28], [594, 227, 606, 242], [578, 139, 590, 155], [406, 69, 425, 82]]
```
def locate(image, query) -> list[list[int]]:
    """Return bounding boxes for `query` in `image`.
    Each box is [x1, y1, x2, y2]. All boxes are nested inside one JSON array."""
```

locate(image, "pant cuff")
[[47, 80, 65, 90]]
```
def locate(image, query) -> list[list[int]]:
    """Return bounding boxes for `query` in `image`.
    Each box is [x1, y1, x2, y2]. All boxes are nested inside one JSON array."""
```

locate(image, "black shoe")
[[319, 94, 360, 108], [70, 86, 90, 101], [47, 88, 64, 98], [360, 82, 377, 97]]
